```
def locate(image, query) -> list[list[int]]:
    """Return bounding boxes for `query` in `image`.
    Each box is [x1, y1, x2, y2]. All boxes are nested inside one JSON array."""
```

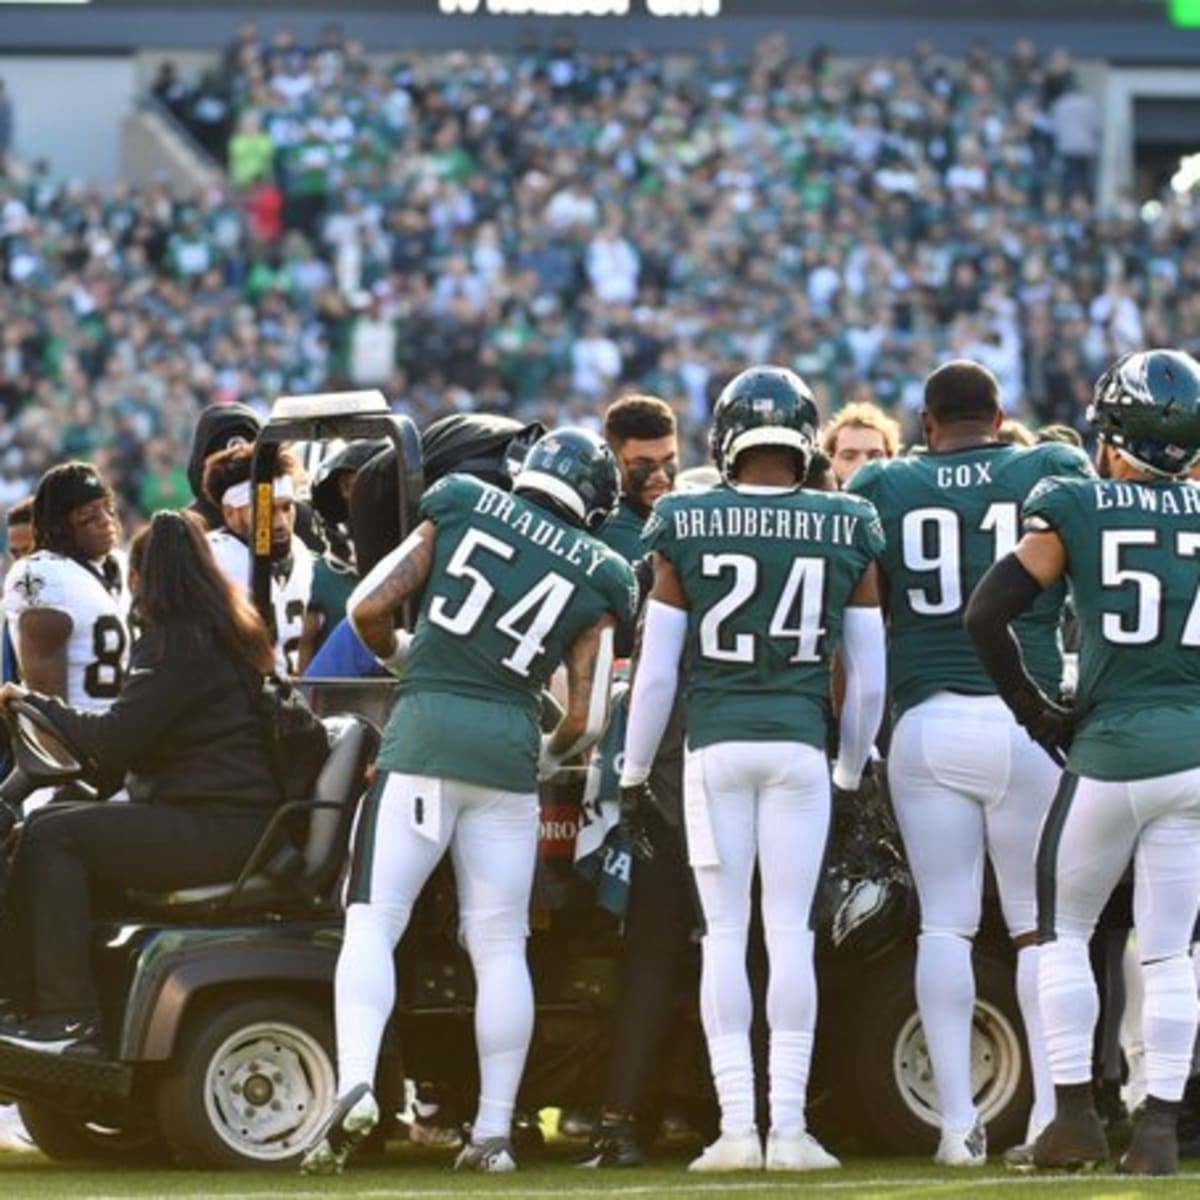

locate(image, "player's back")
[[2, 550, 129, 711], [381, 474, 634, 792], [1023, 474, 1200, 780], [401, 473, 635, 714], [849, 441, 1092, 716], [644, 483, 883, 750]]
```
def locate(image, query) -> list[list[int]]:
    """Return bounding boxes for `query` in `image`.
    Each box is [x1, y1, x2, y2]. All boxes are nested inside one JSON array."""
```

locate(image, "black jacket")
[[30, 624, 279, 810]]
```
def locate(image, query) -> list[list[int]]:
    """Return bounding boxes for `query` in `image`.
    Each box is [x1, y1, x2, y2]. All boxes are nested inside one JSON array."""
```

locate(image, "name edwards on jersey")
[[663, 501, 864, 546], [471, 486, 610, 577]]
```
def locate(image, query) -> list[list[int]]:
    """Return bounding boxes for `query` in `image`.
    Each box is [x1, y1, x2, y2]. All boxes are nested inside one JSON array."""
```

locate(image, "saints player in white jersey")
[[202, 444, 314, 676], [3, 463, 129, 715]]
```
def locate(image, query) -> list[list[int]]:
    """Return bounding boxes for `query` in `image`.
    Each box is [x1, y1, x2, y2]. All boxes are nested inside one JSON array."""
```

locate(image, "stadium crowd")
[[1, 26, 1198, 530]]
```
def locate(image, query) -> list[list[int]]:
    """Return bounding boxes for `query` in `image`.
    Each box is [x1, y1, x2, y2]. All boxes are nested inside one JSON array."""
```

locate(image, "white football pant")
[[335, 771, 538, 1142], [889, 692, 1060, 1137], [1037, 765, 1200, 1104], [684, 740, 829, 1139]]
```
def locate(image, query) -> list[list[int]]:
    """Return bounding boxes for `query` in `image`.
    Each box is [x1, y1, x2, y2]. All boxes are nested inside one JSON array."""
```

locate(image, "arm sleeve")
[[618, 599, 687, 786], [832, 606, 887, 791], [964, 552, 1052, 720]]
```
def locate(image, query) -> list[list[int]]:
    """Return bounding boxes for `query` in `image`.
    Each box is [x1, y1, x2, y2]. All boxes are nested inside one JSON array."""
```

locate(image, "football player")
[[847, 361, 1093, 1165], [619, 366, 886, 1172], [3, 464, 129, 712], [300, 428, 636, 1175], [202, 444, 314, 675], [600, 394, 678, 562], [966, 349, 1200, 1176]]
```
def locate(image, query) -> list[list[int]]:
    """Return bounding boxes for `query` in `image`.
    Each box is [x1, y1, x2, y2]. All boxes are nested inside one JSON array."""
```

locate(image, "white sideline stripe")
[[80, 1176, 1188, 1200]]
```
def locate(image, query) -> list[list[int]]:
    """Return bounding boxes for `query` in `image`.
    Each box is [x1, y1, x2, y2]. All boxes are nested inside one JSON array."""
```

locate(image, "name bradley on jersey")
[[669, 504, 861, 545], [473, 487, 608, 577]]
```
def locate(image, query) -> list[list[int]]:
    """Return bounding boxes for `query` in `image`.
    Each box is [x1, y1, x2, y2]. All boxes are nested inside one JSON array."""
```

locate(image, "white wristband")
[[376, 629, 413, 678]]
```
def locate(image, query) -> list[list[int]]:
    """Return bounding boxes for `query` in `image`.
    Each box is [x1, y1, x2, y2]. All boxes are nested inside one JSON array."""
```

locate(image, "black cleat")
[[0, 1012, 102, 1058], [576, 1116, 644, 1168], [1119, 1103, 1179, 1176], [1032, 1107, 1108, 1171]]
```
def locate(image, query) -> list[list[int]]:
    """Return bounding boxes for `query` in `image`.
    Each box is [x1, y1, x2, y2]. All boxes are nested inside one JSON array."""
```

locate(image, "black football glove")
[[619, 779, 662, 864], [1012, 692, 1076, 766]]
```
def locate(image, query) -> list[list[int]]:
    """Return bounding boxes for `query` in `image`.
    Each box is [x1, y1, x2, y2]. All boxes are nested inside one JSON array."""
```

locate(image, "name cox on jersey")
[[936, 462, 994, 488], [472, 489, 608, 577]]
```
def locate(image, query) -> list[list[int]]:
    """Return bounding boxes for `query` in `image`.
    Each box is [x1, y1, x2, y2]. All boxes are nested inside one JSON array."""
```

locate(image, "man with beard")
[[203, 444, 313, 675]]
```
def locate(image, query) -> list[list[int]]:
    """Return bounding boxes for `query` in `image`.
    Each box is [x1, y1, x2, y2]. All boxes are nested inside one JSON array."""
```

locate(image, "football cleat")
[[765, 1130, 840, 1171], [1003, 1141, 1036, 1172], [1031, 1106, 1108, 1171], [299, 1084, 379, 1175], [453, 1136, 518, 1172], [576, 1115, 644, 1168], [935, 1118, 987, 1166], [1118, 1105, 1179, 1176], [688, 1132, 764, 1172]]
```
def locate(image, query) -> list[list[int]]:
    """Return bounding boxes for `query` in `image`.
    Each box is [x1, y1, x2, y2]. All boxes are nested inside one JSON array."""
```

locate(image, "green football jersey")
[[643, 485, 884, 750], [1023, 475, 1200, 781], [599, 498, 649, 564], [848, 442, 1093, 716], [378, 474, 638, 791]]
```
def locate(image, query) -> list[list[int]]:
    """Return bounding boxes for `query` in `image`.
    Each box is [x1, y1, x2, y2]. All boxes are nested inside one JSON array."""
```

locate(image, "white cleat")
[[688, 1132, 764, 1172], [299, 1084, 380, 1175], [765, 1130, 841, 1171], [453, 1136, 517, 1172], [935, 1118, 987, 1167]]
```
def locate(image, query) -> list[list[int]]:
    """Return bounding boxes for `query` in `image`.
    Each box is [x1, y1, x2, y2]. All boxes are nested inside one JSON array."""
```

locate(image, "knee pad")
[[458, 906, 528, 962], [702, 920, 745, 951], [345, 899, 412, 947]]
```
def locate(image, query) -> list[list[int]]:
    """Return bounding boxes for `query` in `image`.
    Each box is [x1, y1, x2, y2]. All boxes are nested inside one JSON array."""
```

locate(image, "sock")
[[1142, 955, 1199, 1104], [469, 936, 534, 1142], [768, 1031, 814, 1138], [707, 1032, 755, 1137], [915, 932, 977, 1131], [333, 902, 410, 1092], [1016, 944, 1056, 1138], [1038, 936, 1097, 1086]]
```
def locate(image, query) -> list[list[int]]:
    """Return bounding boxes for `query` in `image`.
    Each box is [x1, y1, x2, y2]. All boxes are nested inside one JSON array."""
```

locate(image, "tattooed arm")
[[540, 613, 617, 774], [347, 521, 436, 667]]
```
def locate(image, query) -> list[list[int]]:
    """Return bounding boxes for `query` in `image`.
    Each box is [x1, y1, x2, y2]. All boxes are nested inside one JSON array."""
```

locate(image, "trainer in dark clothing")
[[0, 510, 284, 1043]]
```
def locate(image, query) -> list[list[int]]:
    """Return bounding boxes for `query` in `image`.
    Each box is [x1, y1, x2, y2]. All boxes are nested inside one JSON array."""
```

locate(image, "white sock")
[[707, 1032, 756, 1137], [915, 932, 976, 1131], [334, 902, 410, 1092], [1016, 944, 1055, 1137], [768, 1031, 814, 1137], [1121, 933, 1147, 1112], [469, 937, 534, 1142], [699, 924, 756, 1136], [1038, 935, 1097, 1086], [1142, 955, 1199, 1103]]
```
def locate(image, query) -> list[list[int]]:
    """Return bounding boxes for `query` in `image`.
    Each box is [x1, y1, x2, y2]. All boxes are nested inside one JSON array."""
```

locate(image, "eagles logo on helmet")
[[818, 766, 917, 962], [1088, 348, 1200, 477], [512, 427, 622, 534]]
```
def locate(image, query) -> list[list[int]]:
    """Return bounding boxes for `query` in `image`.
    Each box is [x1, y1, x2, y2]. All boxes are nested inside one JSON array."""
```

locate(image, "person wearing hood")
[[186, 403, 264, 530]]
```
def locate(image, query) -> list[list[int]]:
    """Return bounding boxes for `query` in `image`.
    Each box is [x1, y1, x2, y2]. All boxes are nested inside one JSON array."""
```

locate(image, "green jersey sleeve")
[[641, 494, 679, 559], [849, 493, 886, 561], [418, 473, 476, 525], [1022, 475, 1084, 536]]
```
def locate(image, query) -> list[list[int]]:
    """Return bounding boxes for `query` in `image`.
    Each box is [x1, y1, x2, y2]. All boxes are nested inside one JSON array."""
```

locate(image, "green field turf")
[[1, 1145, 1199, 1200]]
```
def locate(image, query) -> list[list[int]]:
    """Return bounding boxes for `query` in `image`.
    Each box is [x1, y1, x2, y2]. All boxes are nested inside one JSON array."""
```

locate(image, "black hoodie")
[[186, 402, 264, 529]]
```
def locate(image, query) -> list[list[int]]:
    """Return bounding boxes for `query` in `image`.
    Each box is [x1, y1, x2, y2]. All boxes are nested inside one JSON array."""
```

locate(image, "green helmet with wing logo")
[[709, 365, 819, 482], [1089, 350, 1200, 476], [512, 427, 621, 533]]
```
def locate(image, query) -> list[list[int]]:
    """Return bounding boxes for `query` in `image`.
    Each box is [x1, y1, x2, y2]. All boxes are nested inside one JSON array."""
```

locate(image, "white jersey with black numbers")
[[2, 550, 130, 712], [207, 529, 314, 675]]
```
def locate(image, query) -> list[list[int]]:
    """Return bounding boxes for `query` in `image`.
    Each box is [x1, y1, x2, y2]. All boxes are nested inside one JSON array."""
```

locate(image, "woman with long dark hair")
[[0, 510, 284, 1054]]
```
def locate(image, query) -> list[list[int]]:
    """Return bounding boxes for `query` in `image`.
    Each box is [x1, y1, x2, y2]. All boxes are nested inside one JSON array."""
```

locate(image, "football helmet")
[[817, 768, 917, 961], [709, 366, 819, 482], [512, 427, 621, 534], [1088, 349, 1200, 476]]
